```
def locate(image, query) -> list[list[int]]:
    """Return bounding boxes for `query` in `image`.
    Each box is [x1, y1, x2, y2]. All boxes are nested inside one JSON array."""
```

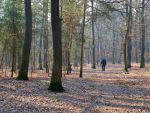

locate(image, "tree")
[[0, 0, 24, 77], [124, 2, 129, 72], [140, 0, 146, 68], [48, 0, 64, 92], [17, 0, 32, 80], [79, 0, 87, 78], [127, 0, 133, 68], [10, 0, 17, 77], [62, 0, 83, 75], [38, 0, 49, 70], [43, 0, 49, 73], [91, 0, 96, 69], [112, 22, 116, 64]]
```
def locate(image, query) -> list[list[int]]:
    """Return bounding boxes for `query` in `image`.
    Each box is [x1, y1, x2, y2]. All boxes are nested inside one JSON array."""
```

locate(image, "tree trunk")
[[43, 0, 49, 73], [0, 40, 7, 70], [140, 0, 145, 68], [124, 2, 129, 72], [118, 52, 122, 64], [11, 2, 17, 77], [135, 41, 138, 63], [49, 0, 64, 91], [95, 23, 100, 64], [11, 35, 17, 77], [17, 0, 32, 80], [91, 0, 96, 69], [134, 10, 139, 63], [127, 0, 133, 68], [32, 20, 36, 72], [66, 23, 73, 75], [112, 23, 115, 64], [79, 0, 87, 78], [39, 10, 44, 70], [124, 39, 128, 72]]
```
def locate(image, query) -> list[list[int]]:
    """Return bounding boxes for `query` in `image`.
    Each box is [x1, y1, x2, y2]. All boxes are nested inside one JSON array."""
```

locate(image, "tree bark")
[[39, 7, 44, 70], [140, 0, 145, 68], [17, 0, 32, 80], [11, 2, 17, 77], [112, 23, 115, 64], [127, 0, 133, 68], [49, 0, 64, 91], [95, 23, 100, 64], [79, 0, 87, 78], [43, 0, 49, 73], [91, 0, 96, 69], [124, 2, 129, 72]]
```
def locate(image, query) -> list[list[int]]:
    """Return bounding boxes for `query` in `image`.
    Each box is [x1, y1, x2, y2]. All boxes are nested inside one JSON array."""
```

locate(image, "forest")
[[0, 0, 150, 113]]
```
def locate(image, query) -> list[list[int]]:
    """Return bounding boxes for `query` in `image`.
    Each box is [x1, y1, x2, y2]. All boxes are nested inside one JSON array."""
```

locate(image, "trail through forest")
[[0, 64, 150, 113]]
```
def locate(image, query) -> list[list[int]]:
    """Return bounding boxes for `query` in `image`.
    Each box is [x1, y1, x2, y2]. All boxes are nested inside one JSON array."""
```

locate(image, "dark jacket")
[[101, 59, 107, 66]]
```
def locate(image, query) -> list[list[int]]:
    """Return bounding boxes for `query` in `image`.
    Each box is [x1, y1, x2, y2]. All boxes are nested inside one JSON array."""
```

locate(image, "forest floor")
[[0, 63, 150, 113]]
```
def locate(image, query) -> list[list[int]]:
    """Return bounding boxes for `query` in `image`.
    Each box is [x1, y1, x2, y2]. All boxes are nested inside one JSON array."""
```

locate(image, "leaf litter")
[[0, 63, 150, 113]]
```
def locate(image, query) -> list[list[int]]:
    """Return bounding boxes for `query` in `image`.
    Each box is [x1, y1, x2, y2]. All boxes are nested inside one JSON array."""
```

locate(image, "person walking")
[[101, 59, 107, 71]]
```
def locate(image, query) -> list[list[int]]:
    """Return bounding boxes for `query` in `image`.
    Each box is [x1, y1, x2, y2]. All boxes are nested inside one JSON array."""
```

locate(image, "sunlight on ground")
[[0, 63, 150, 113]]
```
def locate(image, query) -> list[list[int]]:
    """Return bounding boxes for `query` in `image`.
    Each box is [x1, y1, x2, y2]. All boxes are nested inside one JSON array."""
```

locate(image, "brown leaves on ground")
[[0, 63, 150, 113]]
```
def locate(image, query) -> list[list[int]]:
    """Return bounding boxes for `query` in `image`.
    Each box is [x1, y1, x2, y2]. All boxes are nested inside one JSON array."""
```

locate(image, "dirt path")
[[0, 64, 150, 113]]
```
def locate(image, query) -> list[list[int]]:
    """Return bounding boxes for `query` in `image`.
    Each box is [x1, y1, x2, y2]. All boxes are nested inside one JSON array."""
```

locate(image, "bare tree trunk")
[[80, 0, 87, 78], [17, 0, 32, 80], [11, 36, 17, 77], [124, 2, 129, 72], [49, 0, 64, 91], [91, 0, 96, 69], [43, 0, 49, 73], [95, 23, 100, 64], [134, 10, 139, 63], [39, 5, 44, 70], [39, 32, 43, 70], [124, 38, 128, 72], [87, 41, 90, 64], [0, 40, 7, 70], [140, 0, 145, 68], [135, 41, 139, 63], [127, 0, 133, 68], [11, 2, 17, 77], [118, 52, 122, 64], [112, 23, 115, 64], [32, 20, 36, 72]]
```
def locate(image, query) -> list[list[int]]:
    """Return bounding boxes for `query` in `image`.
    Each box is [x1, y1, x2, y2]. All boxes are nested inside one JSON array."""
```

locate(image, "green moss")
[[124, 61, 128, 72], [140, 63, 145, 68], [124, 57, 128, 72], [48, 75, 64, 92], [48, 83, 64, 92], [16, 72, 28, 80], [140, 54, 145, 68]]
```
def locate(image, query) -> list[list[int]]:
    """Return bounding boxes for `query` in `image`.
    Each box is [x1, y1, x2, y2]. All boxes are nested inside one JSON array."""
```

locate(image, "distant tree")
[[127, 0, 133, 68], [17, 0, 32, 80], [62, 0, 83, 75], [80, 0, 87, 78], [38, 0, 46, 70], [112, 22, 115, 64], [91, 0, 96, 69], [140, 0, 146, 68], [124, 2, 129, 72], [0, 0, 24, 76], [48, 0, 64, 91], [43, 0, 49, 73]]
